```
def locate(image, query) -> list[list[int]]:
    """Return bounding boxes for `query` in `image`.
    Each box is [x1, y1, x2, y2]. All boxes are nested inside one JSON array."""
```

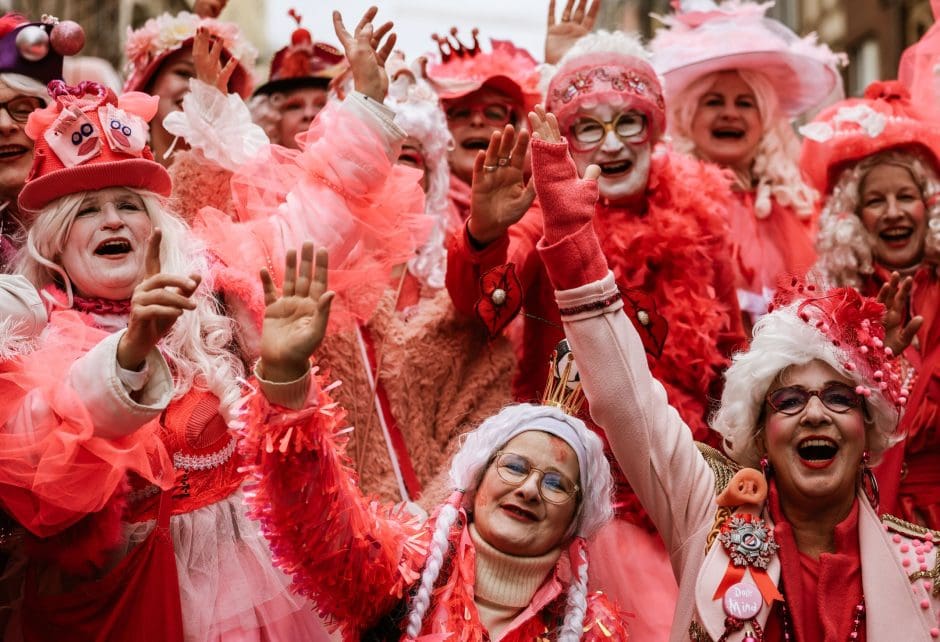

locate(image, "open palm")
[[259, 244, 334, 382]]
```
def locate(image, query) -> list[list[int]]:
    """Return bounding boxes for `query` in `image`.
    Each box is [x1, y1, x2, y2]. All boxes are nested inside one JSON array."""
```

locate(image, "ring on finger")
[[483, 164, 498, 172], [497, 157, 510, 167]]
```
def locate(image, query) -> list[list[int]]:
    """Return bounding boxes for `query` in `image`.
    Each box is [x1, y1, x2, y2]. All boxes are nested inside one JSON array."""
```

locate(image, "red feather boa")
[[594, 150, 741, 439]]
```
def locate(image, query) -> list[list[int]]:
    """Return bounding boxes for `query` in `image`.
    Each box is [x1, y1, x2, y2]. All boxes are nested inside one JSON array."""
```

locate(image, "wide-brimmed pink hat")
[[123, 11, 257, 99], [649, 0, 844, 118], [426, 29, 540, 111]]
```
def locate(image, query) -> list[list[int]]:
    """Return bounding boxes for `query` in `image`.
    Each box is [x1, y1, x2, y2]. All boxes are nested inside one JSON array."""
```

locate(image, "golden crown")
[[541, 339, 585, 416]]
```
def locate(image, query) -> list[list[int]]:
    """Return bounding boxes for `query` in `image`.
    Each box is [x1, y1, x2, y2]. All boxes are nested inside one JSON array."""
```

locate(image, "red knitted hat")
[[799, 81, 940, 195], [18, 80, 171, 212]]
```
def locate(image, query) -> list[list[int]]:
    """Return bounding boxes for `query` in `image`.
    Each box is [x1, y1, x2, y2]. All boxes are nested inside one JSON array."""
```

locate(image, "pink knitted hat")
[[546, 48, 666, 142]]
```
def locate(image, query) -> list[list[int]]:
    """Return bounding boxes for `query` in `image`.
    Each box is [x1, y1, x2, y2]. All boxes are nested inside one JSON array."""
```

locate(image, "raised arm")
[[528, 109, 716, 550], [241, 245, 428, 636]]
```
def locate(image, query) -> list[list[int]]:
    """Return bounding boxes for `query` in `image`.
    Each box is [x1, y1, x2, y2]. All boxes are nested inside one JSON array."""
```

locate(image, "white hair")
[[404, 403, 613, 640], [540, 29, 652, 98], [712, 302, 900, 467], [387, 74, 457, 290], [815, 148, 940, 287], [668, 69, 817, 218], [16, 189, 244, 422], [0, 73, 48, 102]]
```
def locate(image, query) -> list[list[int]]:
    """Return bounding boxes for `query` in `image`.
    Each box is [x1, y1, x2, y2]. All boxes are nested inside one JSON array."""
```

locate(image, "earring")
[[760, 455, 772, 479], [860, 450, 879, 509]]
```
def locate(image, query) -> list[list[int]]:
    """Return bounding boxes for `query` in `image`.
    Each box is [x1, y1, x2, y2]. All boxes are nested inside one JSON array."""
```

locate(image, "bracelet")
[[558, 292, 621, 317]]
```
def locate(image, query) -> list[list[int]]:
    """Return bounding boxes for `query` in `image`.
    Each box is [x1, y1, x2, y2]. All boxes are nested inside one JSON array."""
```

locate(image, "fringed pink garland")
[[238, 374, 428, 639]]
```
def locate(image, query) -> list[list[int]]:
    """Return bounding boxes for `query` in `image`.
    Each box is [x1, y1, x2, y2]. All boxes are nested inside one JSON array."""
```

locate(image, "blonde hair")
[[815, 149, 940, 287], [16, 189, 244, 421], [669, 69, 817, 218]]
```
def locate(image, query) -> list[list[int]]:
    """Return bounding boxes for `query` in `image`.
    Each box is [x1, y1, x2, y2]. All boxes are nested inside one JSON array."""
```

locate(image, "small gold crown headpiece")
[[542, 339, 585, 416]]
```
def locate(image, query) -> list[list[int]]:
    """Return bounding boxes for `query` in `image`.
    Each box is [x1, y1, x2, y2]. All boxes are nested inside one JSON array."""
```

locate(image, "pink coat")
[[552, 271, 940, 641]]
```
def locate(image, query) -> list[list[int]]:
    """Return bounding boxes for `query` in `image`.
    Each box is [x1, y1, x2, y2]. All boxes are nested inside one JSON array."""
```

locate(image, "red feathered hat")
[[18, 81, 171, 212], [254, 9, 345, 96], [799, 80, 940, 195], [426, 29, 540, 111], [770, 279, 908, 408]]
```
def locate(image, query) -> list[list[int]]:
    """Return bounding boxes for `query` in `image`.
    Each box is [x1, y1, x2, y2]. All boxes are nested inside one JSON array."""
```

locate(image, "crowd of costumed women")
[[0, 0, 937, 640]]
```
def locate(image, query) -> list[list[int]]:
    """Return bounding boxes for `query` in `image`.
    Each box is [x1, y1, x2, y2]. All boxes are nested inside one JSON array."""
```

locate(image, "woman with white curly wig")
[[650, 0, 845, 328], [242, 322, 629, 640], [802, 79, 940, 529]]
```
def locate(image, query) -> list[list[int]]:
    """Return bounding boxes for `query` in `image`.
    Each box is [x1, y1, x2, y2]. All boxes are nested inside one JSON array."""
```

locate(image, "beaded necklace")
[[778, 590, 865, 641], [71, 295, 131, 316]]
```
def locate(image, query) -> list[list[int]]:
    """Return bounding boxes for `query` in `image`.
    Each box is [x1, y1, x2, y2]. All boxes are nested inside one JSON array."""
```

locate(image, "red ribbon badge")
[[712, 513, 783, 605]]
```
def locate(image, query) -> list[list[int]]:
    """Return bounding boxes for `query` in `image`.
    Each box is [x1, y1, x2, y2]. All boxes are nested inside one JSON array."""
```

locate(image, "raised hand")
[[878, 271, 924, 356], [193, 0, 228, 18], [467, 124, 536, 245], [117, 229, 201, 370], [529, 105, 601, 179], [193, 26, 237, 93], [258, 244, 335, 383], [545, 0, 601, 65], [333, 6, 396, 102]]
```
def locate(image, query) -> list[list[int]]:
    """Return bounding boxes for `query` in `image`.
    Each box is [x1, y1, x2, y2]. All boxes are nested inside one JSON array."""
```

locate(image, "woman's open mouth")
[[0, 144, 28, 161], [599, 159, 633, 177], [94, 238, 132, 258], [461, 137, 489, 151], [797, 436, 839, 469], [500, 503, 538, 522], [711, 126, 746, 140], [879, 226, 914, 248]]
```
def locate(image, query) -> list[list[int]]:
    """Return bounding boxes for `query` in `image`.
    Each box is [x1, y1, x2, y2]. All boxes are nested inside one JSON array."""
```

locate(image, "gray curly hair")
[[815, 148, 940, 287]]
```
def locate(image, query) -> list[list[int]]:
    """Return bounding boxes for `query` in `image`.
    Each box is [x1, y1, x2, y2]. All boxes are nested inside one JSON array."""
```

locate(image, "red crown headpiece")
[[18, 80, 171, 212], [426, 28, 540, 110], [254, 9, 345, 96], [799, 80, 940, 194], [769, 279, 908, 408]]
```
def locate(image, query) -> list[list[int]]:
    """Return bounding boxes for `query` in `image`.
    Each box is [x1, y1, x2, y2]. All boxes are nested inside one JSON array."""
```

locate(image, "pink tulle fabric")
[[0, 311, 172, 537], [899, 1, 940, 121], [200, 101, 430, 330]]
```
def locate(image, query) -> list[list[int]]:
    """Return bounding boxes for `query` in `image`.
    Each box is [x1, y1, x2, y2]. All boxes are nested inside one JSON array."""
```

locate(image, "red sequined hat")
[[799, 80, 940, 194], [254, 9, 345, 96], [426, 28, 540, 111], [18, 81, 171, 212]]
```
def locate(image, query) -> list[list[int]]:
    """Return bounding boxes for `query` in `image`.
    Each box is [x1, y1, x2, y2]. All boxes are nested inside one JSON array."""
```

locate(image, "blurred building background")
[[4, 0, 937, 96]]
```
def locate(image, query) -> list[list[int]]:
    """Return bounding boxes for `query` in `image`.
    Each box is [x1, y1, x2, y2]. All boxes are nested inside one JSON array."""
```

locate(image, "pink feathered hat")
[[123, 11, 257, 99], [649, 1, 844, 118], [426, 29, 540, 111], [798, 81, 940, 195]]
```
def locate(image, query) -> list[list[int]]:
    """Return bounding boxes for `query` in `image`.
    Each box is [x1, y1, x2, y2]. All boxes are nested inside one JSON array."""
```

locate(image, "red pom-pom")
[[50, 20, 85, 56]]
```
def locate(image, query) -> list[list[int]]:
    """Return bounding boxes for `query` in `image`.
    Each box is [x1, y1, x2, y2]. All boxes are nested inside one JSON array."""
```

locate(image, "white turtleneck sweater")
[[469, 524, 562, 639]]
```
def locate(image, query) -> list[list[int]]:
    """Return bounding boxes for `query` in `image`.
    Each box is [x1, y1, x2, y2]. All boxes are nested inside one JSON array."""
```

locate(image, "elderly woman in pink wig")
[[650, 0, 844, 328]]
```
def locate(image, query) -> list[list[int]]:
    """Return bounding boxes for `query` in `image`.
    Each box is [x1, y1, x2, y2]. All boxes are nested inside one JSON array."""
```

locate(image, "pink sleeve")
[[0, 313, 173, 537], [553, 273, 716, 553], [198, 98, 430, 331], [241, 370, 429, 637]]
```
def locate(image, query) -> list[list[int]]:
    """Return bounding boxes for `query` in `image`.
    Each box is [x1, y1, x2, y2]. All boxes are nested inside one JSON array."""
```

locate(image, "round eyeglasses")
[[493, 451, 579, 504], [569, 112, 647, 150], [0, 96, 44, 124], [765, 383, 864, 416]]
